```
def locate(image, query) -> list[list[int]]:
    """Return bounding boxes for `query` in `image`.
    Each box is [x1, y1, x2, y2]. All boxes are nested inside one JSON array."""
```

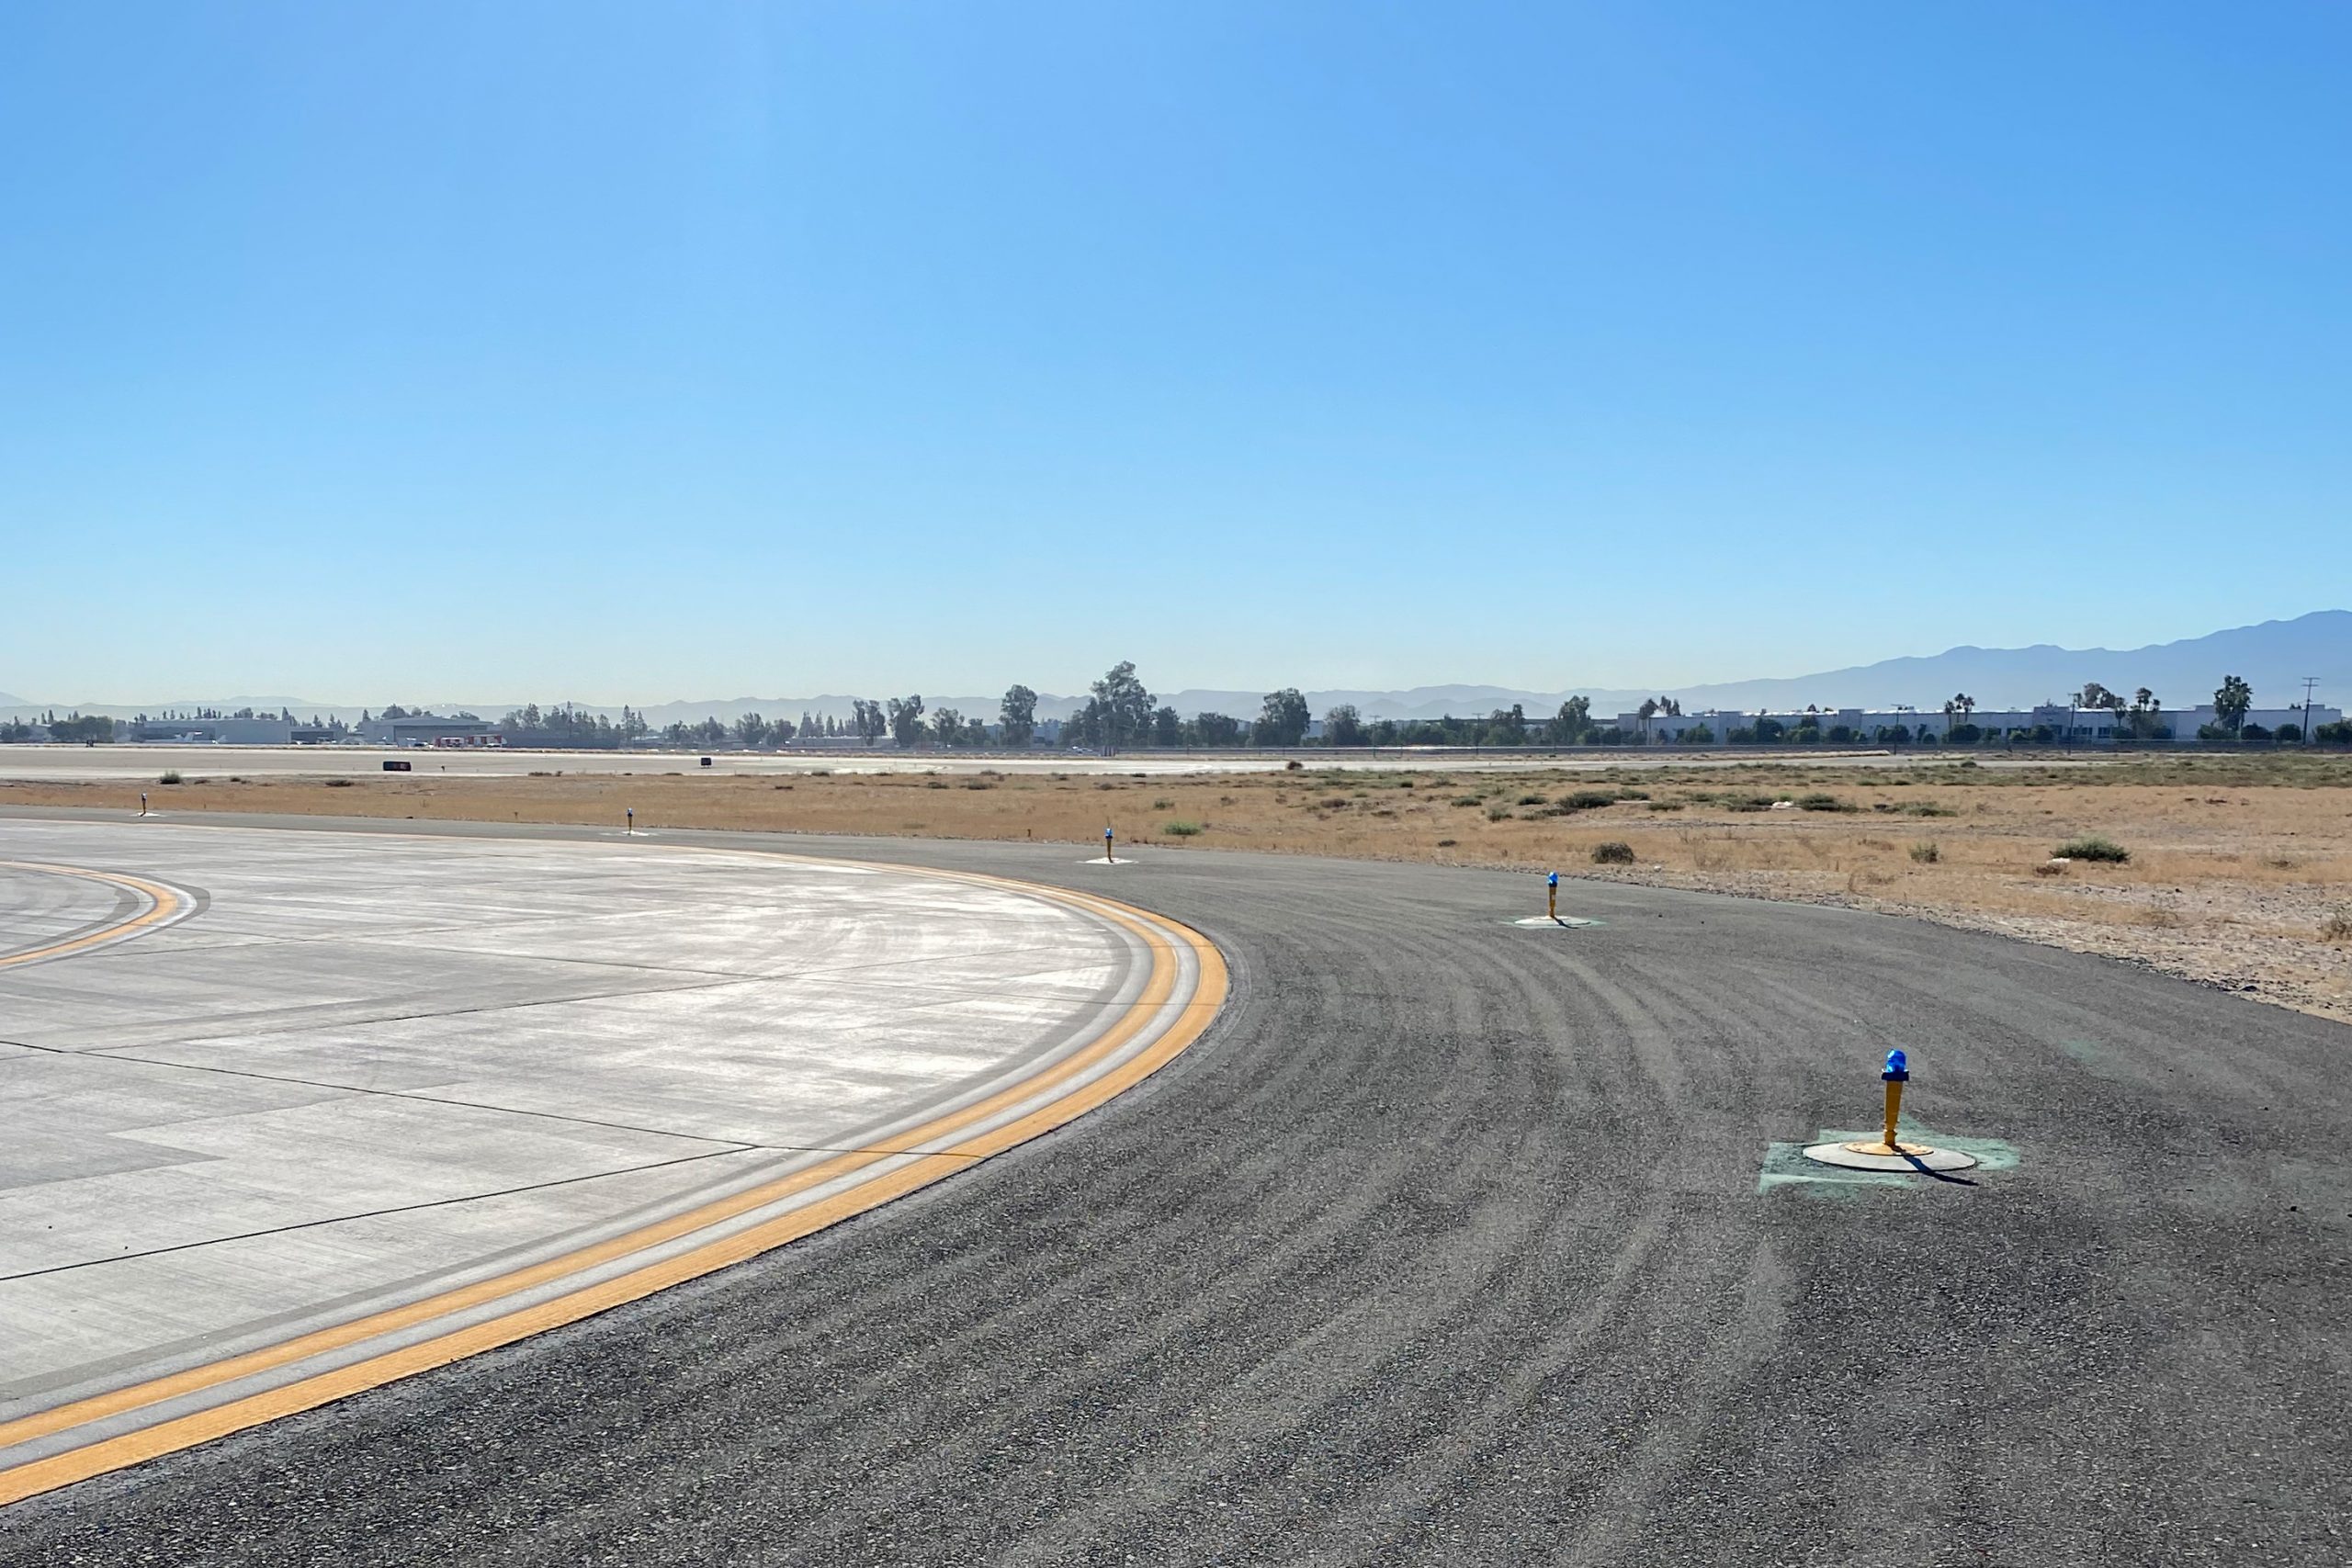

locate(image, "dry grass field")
[[9, 751, 2350, 1023]]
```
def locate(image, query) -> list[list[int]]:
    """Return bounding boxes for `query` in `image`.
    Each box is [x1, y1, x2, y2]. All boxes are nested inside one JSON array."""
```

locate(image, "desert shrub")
[[923, 779, 951, 789], [962, 779, 991, 790], [1909, 841, 1940, 863], [1905, 802, 1956, 818], [1590, 840, 1636, 864], [323, 777, 355, 788], [1517, 793, 1548, 806], [1645, 801, 1685, 812], [1319, 796, 1351, 809], [1163, 820, 1204, 837], [1564, 790, 1618, 810], [1152, 797, 1173, 809], [1435, 837, 1458, 848], [2056, 836, 2131, 863], [158, 770, 182, 784], [2033, 860, 2068, 877], [2322, 908, 2352, 943], [1486, 806, 1513, 821], [1724, 794, 1775, 812], [1796, 793, 1853, 812], [1450, 795, 1484, 807]]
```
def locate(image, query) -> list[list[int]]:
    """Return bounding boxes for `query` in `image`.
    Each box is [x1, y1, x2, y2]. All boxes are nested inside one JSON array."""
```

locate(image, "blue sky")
[[3, 2, 2346, 704]]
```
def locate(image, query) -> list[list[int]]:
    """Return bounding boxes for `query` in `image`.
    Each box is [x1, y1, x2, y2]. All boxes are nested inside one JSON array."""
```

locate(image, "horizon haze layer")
[[8, 610, 2345, 727]]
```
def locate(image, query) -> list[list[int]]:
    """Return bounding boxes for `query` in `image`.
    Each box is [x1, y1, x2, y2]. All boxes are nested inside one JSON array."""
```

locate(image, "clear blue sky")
[[4, 2, 2346, 705]]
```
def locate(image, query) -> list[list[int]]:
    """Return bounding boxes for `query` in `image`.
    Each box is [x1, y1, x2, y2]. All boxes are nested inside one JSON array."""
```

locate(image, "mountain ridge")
[[6, 611, 2344, 726]]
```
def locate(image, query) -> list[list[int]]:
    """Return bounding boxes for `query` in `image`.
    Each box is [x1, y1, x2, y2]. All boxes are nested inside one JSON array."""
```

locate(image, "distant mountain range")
[[6, 611, 2345, 727]]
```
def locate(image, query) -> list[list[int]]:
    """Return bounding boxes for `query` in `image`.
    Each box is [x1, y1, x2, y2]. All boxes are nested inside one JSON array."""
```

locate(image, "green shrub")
[[1486, 806, 1513, 821], [2056, 836, 2130, 863], [1909, 841, 1940, 863], [1563, 790, 1618, 811], [1590, 840, 1636, 864], [1517, 793, 1548, 806], [157, 770, 182, 784], [1724, 794, 1774, 812], [1163, 820, 1204, 837], [1645, 801, 1685, 812], [1904, 802, 1956, 818], [1796, 793, 1853, 812], [1152, 797, 1174, 809]]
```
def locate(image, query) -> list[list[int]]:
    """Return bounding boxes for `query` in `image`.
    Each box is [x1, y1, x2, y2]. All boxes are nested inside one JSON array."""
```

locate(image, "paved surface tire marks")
[[3, 814, 2348, 1566]]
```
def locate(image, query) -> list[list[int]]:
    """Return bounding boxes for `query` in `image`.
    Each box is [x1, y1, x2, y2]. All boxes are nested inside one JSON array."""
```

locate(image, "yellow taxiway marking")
[[0, 862, 188, 970], [0, 843, 1224, 1506]]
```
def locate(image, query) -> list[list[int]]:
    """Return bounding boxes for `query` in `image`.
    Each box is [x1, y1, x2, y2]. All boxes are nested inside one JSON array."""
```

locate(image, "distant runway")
[[1, 808, 2341, 1564], [0, 742, 2086, 783]]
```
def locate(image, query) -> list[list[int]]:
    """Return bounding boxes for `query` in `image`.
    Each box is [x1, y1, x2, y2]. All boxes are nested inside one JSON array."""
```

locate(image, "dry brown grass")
[[8, 751, 2350, 1023]]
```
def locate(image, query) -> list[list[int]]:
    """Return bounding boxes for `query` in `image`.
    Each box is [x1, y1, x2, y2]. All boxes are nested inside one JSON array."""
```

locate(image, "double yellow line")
[[0, 854, 1225, 1506], [0, 863, 188, 971]]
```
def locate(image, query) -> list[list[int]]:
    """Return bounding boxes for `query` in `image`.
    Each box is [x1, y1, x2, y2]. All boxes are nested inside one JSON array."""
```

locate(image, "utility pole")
[[2302, 676, 2320, 743]]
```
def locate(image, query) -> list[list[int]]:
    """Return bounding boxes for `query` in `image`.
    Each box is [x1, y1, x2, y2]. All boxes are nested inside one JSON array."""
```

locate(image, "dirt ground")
[[9, 751, 2350, 1026]]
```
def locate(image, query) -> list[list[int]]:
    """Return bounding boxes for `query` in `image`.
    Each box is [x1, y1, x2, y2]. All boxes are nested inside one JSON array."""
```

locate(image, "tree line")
[[7, 667, 2346, 749]]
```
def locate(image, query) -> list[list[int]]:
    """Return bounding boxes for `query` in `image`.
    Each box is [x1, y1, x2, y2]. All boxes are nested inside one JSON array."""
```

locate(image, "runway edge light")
[[1800, 1047, 1978, 1174]]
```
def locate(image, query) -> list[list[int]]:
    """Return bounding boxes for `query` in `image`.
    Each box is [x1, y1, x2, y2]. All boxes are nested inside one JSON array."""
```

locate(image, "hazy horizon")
[[10, 607, 2345, 717]]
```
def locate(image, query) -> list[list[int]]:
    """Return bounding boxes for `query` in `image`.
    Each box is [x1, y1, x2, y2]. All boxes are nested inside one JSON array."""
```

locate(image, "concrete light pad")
[[0, 818, 1213, 1476], [1802, 1141, 1979, 1172], [1510, 916, 1600, 929], [1079, 857, 1136, 865]]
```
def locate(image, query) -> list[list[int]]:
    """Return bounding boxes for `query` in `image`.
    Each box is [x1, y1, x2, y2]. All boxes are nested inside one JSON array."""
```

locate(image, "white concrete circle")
[[1802, 1142, 1979, 1172], [0, 818, 1193, 1458]]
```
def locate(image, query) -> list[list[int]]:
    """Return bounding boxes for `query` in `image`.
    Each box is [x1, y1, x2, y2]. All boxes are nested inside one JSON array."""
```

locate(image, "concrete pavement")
[[0, 818, 1216, 1490], [0, 742, 2085, 783]]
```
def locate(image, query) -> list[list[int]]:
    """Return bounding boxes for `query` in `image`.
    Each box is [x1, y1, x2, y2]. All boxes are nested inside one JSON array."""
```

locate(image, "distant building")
[[356, 715, 498, 747], [1607, 702, 2342, 745], [132, 717, 295, 745]]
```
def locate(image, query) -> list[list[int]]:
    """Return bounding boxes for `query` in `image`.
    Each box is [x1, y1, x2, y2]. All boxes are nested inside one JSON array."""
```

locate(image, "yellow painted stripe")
[[0, 854, 1225, 1506], [0, 863, 186, 970]]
